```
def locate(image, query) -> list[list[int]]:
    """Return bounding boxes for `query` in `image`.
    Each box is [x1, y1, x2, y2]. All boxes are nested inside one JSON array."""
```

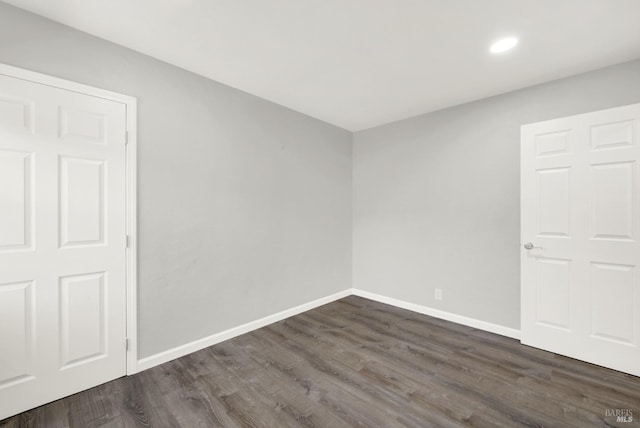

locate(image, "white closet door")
[[0, 73, 127, 419], [521, 103, 640, 377]]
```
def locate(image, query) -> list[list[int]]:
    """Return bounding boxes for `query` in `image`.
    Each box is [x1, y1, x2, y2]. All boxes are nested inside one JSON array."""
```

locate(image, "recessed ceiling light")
[[490, 37, 518, 54]]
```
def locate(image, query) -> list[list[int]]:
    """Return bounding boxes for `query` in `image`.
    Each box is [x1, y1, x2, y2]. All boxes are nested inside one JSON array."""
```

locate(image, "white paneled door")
[[0, 72, 129, 419], [521, 103, 640, 377]]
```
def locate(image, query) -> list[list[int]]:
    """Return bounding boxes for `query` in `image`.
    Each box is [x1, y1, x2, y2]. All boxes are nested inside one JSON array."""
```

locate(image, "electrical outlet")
[[434, 288, 443, 301]]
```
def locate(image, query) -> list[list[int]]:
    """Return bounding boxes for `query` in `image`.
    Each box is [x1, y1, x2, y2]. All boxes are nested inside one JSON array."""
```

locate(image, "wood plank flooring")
[[2, 296, 639, 427]]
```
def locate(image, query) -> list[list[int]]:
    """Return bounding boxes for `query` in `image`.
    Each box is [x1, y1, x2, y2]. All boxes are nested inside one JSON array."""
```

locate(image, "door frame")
[[0, 62, 139, 375]]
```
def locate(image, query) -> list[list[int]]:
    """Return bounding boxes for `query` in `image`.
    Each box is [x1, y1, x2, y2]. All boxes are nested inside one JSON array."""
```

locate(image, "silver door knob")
[[524, 242, 534, 250]]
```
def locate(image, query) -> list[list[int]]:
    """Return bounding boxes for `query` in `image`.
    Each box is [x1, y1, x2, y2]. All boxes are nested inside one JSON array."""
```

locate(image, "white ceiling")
[[4, 0, 640, 131]]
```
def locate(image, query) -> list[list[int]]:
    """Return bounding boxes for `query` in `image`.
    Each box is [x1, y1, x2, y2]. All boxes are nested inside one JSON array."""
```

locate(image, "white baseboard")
[[136, 289, 352, 372], [351, 289, 521, 340], [137, 287, 520, 373]]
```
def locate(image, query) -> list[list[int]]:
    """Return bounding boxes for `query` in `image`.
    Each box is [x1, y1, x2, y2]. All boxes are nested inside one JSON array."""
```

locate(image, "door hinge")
[[126, 338, 130, 351], [125, 131, 129, 145], [125, 235, 130, 248]]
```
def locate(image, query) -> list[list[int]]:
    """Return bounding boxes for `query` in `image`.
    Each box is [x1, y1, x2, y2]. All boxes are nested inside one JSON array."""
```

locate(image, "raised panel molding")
[[591, 262, 635, 345], [590, 161, 634, 241], [0, 281, 35, 389], [58, 107, 107, 144], [591, 120, 634, 151], [535, 258, 571, 330], [59, 272, 107, 369], [536, 167, 570, 237], [59, 157, 106, 248], [0, 94, 34, 134], [0, 150, 33, 252], [535, 130, 570, 157]]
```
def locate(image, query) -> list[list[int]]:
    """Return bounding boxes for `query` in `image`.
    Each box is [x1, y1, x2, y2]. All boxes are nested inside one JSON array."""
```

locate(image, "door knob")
[[524, 242, 534, 250]]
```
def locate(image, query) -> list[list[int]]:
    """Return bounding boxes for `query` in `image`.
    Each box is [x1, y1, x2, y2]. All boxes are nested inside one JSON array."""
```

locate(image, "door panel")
[[522, 103, 640, 377], [59, 156, 106, 247], [535, 257, 571, 330], [536, 167, 571, 237], [590, 262, 635, 344], [58, 106, 107, 144], [590, 120, 633, 150], [0, 281, 35, 388], [535, 130, 570, 157], [0, 94, 34, 134], [0, 150, 32, 251], [0, 73, 128, 420], [59, 272, 107, 369], [590, 162, 634, 241]]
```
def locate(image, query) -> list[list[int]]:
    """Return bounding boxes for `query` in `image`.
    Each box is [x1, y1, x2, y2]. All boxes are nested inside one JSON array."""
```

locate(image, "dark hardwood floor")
[[2, 295, 639, 427]]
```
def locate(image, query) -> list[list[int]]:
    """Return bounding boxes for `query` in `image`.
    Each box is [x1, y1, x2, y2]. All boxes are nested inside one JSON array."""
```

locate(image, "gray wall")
[[2, 3, 638, 354], [353, 59, 640, 329], [0, 3, 352, 358]]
